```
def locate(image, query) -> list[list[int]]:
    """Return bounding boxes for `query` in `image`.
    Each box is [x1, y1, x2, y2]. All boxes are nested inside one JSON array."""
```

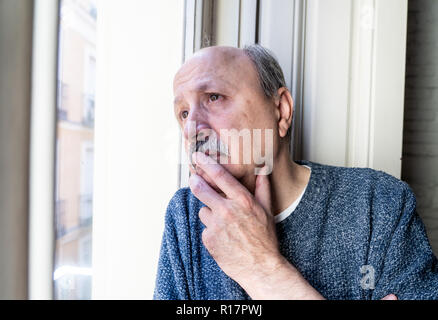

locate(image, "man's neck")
[[241, 147, 311, 216], [269, 150, 311, 216]]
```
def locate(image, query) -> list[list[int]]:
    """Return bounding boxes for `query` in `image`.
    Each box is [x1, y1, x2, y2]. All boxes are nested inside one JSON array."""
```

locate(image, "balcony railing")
[[82, 94, 95, 127], [58, 108, 68, 121], [79, 194, 93, 226], [57, 81, 69, 120], [55, 199, 67, 238]]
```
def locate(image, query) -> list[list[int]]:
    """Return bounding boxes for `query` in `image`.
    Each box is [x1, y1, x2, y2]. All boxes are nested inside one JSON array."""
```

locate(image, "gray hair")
[[243, 44, 292, 139], [243, 44, 287, 98]]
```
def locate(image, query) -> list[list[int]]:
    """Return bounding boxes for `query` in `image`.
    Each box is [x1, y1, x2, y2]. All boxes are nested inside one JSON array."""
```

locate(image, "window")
[[54, 0, 97, 300], [91, 0, 184, 299], [53, 0, 184, 299]]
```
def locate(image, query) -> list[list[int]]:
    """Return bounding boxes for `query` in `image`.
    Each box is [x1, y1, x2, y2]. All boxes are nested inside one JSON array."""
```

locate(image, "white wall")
[[92, 0, 184, 299], [302, 0, 408, 178], [402, 0, 438, 255], [0, 0, 33, 300]]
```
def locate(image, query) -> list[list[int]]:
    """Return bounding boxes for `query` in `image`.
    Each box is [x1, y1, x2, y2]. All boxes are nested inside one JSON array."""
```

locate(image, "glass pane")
[[54, 0, 97, 300]]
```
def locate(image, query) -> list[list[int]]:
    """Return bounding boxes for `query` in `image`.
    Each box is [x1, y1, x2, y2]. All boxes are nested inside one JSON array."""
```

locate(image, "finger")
[[188, 163, 196, 176], [254, 166, 272, 215], [189, 173, 224, 209], [381, 294, 398, 300], [198, 206, 213, 227], [192, 151, 250, 200]]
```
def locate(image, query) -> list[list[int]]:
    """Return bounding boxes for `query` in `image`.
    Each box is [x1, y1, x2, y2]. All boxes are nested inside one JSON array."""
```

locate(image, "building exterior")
[[54, 0, 97, 300]]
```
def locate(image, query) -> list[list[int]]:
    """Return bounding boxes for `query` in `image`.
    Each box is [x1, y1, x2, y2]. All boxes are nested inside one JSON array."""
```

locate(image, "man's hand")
[[189, 152, 281, 284], [189, 152, 324, 299]]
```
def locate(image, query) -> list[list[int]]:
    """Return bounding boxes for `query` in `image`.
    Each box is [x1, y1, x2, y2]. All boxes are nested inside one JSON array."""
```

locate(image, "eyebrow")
[[173, 80, 232, 106]]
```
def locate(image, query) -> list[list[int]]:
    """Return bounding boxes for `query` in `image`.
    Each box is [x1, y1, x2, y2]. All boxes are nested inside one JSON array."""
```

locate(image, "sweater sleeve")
[[153, 192, 191, 300], [371, 183, 438, 300]]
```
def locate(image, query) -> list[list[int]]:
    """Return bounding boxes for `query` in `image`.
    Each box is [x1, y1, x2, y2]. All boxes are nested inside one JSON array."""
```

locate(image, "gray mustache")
[[190, 136, 229, 155], [189, 135, 229, 168]]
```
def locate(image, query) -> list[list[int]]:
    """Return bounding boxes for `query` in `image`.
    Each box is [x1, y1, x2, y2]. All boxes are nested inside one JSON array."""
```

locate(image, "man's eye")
[[209, 93, 221, 102], [180, 110, 189, 119]]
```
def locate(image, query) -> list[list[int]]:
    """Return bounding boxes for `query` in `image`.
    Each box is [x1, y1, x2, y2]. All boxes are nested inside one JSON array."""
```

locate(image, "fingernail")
[[255, 165, 271, 176]]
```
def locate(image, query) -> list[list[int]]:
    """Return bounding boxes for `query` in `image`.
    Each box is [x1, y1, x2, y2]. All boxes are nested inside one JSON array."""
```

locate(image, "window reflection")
[[54, 0, 97, 300]]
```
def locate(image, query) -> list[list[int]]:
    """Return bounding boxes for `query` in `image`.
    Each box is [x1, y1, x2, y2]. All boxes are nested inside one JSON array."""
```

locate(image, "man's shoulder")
[[316, 161, 416, 217], [338, 165, 415, 209], [301, 160, 416, 213], [306, 160, 413, 197], [164, 186, 203, 225]]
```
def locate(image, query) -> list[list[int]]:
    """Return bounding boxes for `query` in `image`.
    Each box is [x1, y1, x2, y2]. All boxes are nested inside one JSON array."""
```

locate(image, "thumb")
[[254, 166, 272, 215], [381, 294, 398, 300]]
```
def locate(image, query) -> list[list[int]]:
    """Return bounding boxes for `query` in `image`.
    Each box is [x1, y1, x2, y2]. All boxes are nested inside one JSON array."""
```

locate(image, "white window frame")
[[29, 0, 60, 300]]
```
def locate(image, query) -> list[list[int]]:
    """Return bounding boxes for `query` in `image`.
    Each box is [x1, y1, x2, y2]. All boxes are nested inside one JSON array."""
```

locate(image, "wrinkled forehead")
[[173, 49, 259, 95]]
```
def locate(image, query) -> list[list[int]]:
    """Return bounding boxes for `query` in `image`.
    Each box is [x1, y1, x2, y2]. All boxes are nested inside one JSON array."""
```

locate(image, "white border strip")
[[28, 0, 59, 300]]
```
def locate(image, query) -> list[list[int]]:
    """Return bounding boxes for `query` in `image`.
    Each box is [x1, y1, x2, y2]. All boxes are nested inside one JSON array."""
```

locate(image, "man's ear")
[[275, 87, 293, 138]]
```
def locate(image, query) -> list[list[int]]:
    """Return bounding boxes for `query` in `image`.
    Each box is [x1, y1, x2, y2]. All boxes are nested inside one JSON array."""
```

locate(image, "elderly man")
[[153, 44, 438, 300]]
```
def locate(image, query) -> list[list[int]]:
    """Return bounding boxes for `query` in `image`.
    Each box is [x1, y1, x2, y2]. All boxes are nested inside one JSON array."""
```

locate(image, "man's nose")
[[183, 107, 211, 142]]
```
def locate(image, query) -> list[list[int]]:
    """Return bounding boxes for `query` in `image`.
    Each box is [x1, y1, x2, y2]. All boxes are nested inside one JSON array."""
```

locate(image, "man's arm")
[[153, 191, 191, 300], [237, 252, 325, 300], [370, 184, 438, 300]]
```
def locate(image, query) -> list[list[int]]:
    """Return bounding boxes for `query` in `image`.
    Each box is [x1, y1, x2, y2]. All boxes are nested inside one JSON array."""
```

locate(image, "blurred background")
[[0, 0, 437, 299]]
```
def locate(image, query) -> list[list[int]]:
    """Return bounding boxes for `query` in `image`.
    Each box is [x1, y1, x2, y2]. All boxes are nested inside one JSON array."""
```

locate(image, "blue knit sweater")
[[153, 160, 438, 300]]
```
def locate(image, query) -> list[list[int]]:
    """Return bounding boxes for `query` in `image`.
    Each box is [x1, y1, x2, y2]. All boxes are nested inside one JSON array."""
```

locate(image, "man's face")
[[173, 46, 279, 192]]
